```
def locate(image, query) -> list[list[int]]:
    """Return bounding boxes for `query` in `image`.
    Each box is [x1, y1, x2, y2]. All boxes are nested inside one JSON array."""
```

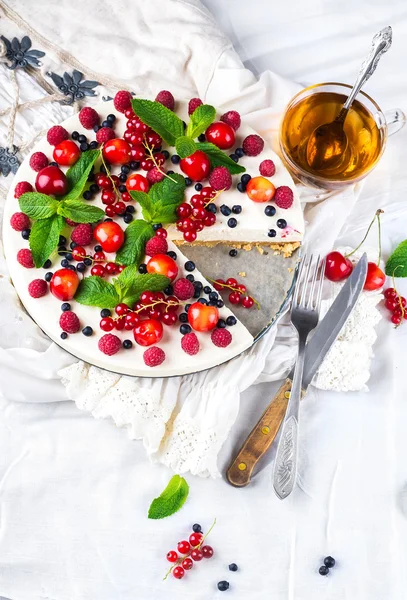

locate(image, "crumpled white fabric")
[[0, 0, 381, 482]]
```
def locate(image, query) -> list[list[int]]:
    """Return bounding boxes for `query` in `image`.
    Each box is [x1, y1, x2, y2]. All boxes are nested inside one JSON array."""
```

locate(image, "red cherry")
[[177, 540, 191, 555], [146, 254, 178, 282], [241, 295, 254, 308], [133, 318, 163, 346], [180, 150, 211, 182], [177, 203, 192, 218], [93, 221, 125, 253], [53, 140, 80, 166], [124, 312, 140, 330], [102, 138, 131, 165], [72, 246, 86, 261], [166, 551, 178, 563], [205, 121, 235, 150], [325, 251, 353, 282], [190, 549, 203, 562], [384, 288, 397, 299], [364, 262, 385, 291], [50, 268, 79, 301], [100, 317, 115, 332], [91, 264, 106, 277], [172, 566, 185, 579], [101, 190, 116, 205], [35, 166, 68, 196], [201, 545, 214, 558], [189, 532, 203, 547], [182, 557, 193, 570], [126, 173, 150, 194], [391, 314, 402, 325], [188, 302, 219, 332]]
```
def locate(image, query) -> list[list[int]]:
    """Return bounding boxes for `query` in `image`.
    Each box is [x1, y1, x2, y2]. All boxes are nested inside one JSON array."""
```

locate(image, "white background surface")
[[1, 1, 407, 599]]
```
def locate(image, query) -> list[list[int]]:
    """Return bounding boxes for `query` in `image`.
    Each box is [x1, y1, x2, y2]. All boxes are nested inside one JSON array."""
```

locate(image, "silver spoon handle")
[[344, 26, 392, 111]]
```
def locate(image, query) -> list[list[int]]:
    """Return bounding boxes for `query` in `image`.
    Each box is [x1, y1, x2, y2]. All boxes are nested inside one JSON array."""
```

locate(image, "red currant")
[[226, 278, 238, 287], [146, 131, 162, 148], [93, 251, 106, 262], [102, 138, 131, 165], [182, 557, 193, 570], [130, 145, 145, 161], [101, 190, 116, 205], [190, 195, 205, 208], [134, 319, 163, 346], [180, 150, 211, 182], [190, 549, 203, 562], [121, 192, 131, 202], [384, 288, 397, 299], [189, 532, 203, 547], [325, 251, 353, 282], [188, 302, 219, 332], [129, 132, 144, 146], [115, 303, 129, 316], [192, 207, 206, 220], [105, 205, 116, 217], [177, 203, 192, 218], [200, 186, 216, 199], [203, 212, 216, 227], [213, 279, 225, 291], [124, 108, 135, 119], [146, 254, 178, 282], [155, 228, 167, 238], [123, 130, 132, 143], [105, 262, 118, 275], [385, 298, 399, 311], [391, 314, 401, 325], [53, 140, 80, 166], [72, 246, 86, 261], [114, 201, 126, 215], [400, 297, 407, 307], [364, 262, 385, 291], [95, 174, 112, 190], [141, 157, 154, 171], [100, 317, 115, 332], [165, 296, 180, 312], [201, 545, 214, 558], [162, 311, 177, 326], [140, 291, 155, 303], [124, 312, 140, 330], [177, 540, 191, 555], [166, 551, 178, 563], [183, 230, 197, 242], [241, 295, 254, 308], [172, 566, 185, 579], [236, 284, 247, 294], [35, 166, 68, 196], [115, 317, 125, 331], [205, 121, 235, 150], [393, 308, 403, 318], [91, 264, 105, 277], [93, 222, 125, 253], [229, 292, 241, 304], [117, 265, 126, 273], [148, 307, 163, 320]]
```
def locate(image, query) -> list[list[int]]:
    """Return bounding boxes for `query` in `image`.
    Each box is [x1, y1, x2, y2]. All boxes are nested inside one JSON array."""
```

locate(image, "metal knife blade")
[[293, 252, 368, 389]]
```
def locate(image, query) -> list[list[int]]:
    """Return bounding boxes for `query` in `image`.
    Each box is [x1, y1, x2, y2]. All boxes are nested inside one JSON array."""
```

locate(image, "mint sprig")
[[115, 219, 154, 266], [132, 98, 184, 146], [64, 148, 100, 201], [196, 141, 246, 174], [175, 136, 197, 159], [29, 214, 64, 268], [130, 174, 186, 224], [19, 193, 59, 220], [148, 475, 189, 520], [75, 266, 170, 309], [386, 240, 407, 277], [57, 200, 105, 224], [185, 104, 216, 139]]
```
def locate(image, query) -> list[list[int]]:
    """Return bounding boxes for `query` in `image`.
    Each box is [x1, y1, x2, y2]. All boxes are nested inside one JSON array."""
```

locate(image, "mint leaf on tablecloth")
[[175, 136, 197, 159], [18, 192, 59, 220], [196, 142, 246, 174], [148, 173, 186, 223], [64, 148, 100, 201], [132, 98, 184, 146], [130, 191, 154, 222], [385, 240, 407, 277], [148, 475, 189, 520], [115, 219, 154, 265], [114, 267, 170, 307], [75, 276, 120, 309], [29, 214, 64, 268], [186, 104, 216, 139], [58, 200, 105, 224]]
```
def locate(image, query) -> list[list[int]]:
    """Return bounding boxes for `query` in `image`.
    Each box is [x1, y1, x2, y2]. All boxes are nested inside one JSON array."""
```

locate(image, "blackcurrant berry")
[[82, 326, 93, 336], [227, 217, 237, 228], [179, 313, 188, 323], [152, 223, 162, 231], [217, 581, 230, 591], [192, 523, 202, 533], [21, 229, 30, 240], [194, 183, 203, 191], [324, 556, 336, 568], [226, 316, 237, 326], [61, 303, 71, 312], [237, 182, 246, 193], [319, 566, 329, 576], [229, 153, 239, 162], [180, 324, 192, 335], [229, 563, 238, 571], [171, 154, 180, 164], [60, 332, 68, 340], [123, 339, 133, 349], [235, 147, 244, 157], [241, 173, 251, 184], [277, 218, 287, 229], [184, 261, 195, 272], [265, 205, 276, 217], [44, 272, 53, 282], [268, 229, 277, 237], [167, 251, 177, 260], [138, 263, 147, 274], [232, 205, 242, 214], [186, 274, 194, 282], [217, 319, 226, 328], [220, 205, 231, 216], [100, 309, 111, 318], [229, 249, 238, 257]]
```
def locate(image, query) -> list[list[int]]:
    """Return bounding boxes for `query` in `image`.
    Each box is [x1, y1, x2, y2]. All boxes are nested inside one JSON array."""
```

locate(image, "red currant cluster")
[[122, 107, 163, 165], [176, 186, 219, 242], [94, 172, 131, 217], [166, 526, 214, 580], [213, 277, 257, 308], [71, 245, 125, 277], [383, 287, 406, 326]]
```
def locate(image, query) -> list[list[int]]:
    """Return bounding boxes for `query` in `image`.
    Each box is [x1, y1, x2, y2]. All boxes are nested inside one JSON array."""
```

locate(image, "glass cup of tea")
[[279, 82, 406, 190]]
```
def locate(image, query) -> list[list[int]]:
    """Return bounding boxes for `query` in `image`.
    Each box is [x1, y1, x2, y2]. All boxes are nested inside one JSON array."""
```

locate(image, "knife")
[[226, 253, 368, 487]]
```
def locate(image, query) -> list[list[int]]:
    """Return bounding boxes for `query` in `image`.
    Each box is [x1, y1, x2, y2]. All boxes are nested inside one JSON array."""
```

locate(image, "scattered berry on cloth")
[[274, 185, 294, 209], [242, 134, 264, 156], [220, 110, 241, 131], [59, 311, 80, 333], [259, 159, 276, 177], [188, 97, 202, 115]]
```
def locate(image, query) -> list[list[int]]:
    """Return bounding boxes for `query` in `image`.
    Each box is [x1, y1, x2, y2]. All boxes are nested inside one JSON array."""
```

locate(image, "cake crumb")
[[238, 272, 246, 277], [256, 245, 264, 255]]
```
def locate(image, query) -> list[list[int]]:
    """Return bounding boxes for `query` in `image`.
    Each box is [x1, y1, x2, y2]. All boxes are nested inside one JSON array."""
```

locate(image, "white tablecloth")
[[1, 1, 407, 599]]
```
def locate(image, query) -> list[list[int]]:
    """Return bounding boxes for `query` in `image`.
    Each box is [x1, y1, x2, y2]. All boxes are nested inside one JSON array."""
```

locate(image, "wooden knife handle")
[[226, 378, 292, 487]]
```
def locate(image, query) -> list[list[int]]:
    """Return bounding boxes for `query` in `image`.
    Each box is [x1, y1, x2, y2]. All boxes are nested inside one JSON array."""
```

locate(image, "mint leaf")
[[175, 136, 197, 159], [75, 276, 120, 309], [115, 219, 154, 265], [29, 214, 64, 268], [186, 104, 216, 139], [148, 173, 186, 224], [196, 142, 246, 174], [129, 191, 154, 222], [115, 270, 170, 307], [63, 149, 100, 201], [132, 98, 184, 146], [385, 240, 407, 277], [148, 475, 189, 520], [19, 192, 59, 220], [58, 200, 105, 224]]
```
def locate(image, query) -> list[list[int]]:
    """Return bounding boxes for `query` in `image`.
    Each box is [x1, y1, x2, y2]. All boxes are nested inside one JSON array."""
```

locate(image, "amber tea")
[[280, 91, 382, 182]]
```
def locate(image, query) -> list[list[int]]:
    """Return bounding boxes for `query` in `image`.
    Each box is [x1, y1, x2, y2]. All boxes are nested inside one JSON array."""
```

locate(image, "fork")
[[272, 254, 325, 500]]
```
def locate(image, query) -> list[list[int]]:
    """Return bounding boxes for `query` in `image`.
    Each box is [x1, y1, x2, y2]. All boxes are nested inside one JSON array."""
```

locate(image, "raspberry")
[[79, 106, 100, 130], [65, 218, 79, 227], [59, 310, 80, 333], [173, 278, 195, 301], [71, 223, 93, 246], [143, 346, 165, 367], [209, 166, 232, 191], [147, 166, 165, 184], [145, 235, 168, 257], [211, 328, 232, 348], [188, 97, 203, 115], [14, 181, 33, 198], [28, 278, 48, 298], [17, 248, 34, 268], [274, 186, 294, 209], [113, 90, 132, 113], [181, 332, 200, 355], [259, 159, 276, 177], [47, 125, 69, 146], [10, 212, 30, 231], [220, 110, 241, 131], [96, 127, 115, 144], [242, 134, 264, 157], [98, 333, 122, 355], [155, 90, 175, 111], [29, 152, 48, 172]]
